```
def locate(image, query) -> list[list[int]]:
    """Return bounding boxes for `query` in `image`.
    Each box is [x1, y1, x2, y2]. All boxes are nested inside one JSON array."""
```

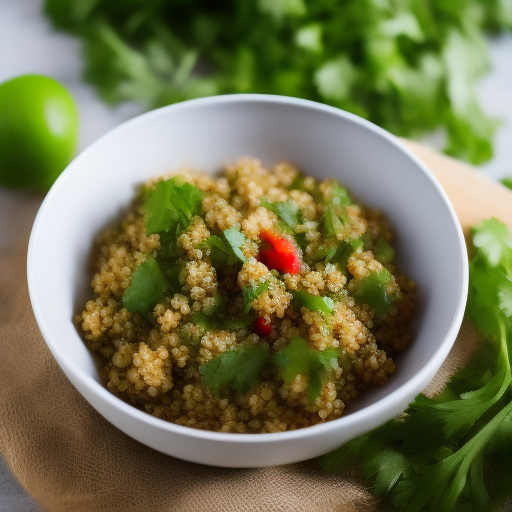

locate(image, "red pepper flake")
[[254, 316, 272, 337], [258, 230, 300, 274]]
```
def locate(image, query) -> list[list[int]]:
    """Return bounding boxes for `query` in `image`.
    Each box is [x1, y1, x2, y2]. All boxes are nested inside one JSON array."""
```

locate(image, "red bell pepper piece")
[[254, 316, 272, 337], [258, 230, 300, 274]]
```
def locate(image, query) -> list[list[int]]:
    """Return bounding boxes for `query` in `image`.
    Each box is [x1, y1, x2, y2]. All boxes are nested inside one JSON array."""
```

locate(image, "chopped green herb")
[[373, 238, 395, 264], [289, 175, 307, 192], [223, 225, 247, 263], [199, 226, 247, 266], [321, 236, 367, 269], [294, 231, 309, 252], [164, 262, 184, 291], [320, 218, 512, 512], [199, 235, 239, 266], [273, 338, 311, 385], [322, 206, 345, 238], [349, 269, 396, 318], [273, 337, 338, 402], [189, 311, 213, 332], [190, 292, 254, 331], [200, 342, 270, 395], [223, 313, 255, 330], [243, 280, 270, 314], [352, 233, 373, 253], [324, 245, 337, 261], [122, 255, 167, 315], [308, 348, 341, 403], [291, 290, 334, 315], [157, 226, 183, 259], [325, 241, 353, 269], [143, 180, 176, 235], [324, 183, 352, 207], [261, 199, 301, 231], [144, 177, 203, 235]]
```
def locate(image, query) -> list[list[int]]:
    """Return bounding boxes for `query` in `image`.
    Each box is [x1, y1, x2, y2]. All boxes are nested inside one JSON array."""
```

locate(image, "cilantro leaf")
[[349, 269, 396, 318], [307, 347, 339, 403], [373, 238, 395, 264], [394, 401, 512, 512], [291, 290, 334, 315], [223, 226, 247, 263], [323, 183, 353, 207], [122, 255, 167, 315], [199, 227, 247, 266], [157, 226, 184, 259], [144, 177, 203, 235], [199, 235, 239, 266], [471, 218, 512, 270], [273, 337, 338, 403], [272, 337, 311, 385], [199, 342, 270, 395], [467, 258, 504, 339], [322, 205, 345, 238], [369, 450, 409, 496], [223, 313, 255, 330], [143, 180, 176, 235], [468, 218, 512, 338], [324, 240, 357, 270], [330, 186, 352, 207], [190, 292, 253, 332], [243, 280, 270, 314], [261, 199, 301, 231]]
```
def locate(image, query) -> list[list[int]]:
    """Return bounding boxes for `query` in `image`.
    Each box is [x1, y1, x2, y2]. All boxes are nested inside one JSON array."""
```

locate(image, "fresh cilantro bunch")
[[320, 218, 512, 512], [44, 0, 511, 164]]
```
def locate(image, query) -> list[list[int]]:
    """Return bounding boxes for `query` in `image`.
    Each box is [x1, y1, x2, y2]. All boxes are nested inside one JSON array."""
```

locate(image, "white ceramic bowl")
[[28, 94, 467, 467]]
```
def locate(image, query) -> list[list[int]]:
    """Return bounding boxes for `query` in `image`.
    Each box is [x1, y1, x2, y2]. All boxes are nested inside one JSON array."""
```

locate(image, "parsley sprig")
[[320, 218, 512, 512]]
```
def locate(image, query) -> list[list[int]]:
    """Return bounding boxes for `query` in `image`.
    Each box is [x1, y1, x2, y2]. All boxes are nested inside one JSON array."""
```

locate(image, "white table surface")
[[1, 0, 511, 509]]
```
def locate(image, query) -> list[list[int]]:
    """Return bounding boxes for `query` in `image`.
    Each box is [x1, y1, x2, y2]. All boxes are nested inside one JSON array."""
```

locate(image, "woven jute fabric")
[[0, 142, 511, 512]]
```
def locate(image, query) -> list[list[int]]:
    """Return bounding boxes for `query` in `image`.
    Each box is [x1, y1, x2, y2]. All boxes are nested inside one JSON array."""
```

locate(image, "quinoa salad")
[[78, 158, 416, 433]]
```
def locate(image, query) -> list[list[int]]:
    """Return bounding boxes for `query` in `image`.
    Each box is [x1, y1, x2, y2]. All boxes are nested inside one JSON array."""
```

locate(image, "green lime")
[[0, 74, 79, 191]]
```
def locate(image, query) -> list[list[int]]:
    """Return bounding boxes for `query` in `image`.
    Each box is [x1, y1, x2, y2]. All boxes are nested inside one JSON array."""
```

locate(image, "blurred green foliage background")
[[45, 0, 512, 164]]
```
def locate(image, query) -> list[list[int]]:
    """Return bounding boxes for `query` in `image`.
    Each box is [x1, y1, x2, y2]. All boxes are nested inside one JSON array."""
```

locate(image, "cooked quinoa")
[[77, 158, 416, 433]]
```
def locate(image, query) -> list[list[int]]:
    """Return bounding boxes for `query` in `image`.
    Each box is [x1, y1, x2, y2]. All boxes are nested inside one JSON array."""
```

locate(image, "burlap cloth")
[[1, 141, 511, 512]]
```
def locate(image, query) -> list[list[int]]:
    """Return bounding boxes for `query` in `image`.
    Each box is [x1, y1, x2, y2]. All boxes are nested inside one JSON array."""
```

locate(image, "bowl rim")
[[27, 93, 468, 444]]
